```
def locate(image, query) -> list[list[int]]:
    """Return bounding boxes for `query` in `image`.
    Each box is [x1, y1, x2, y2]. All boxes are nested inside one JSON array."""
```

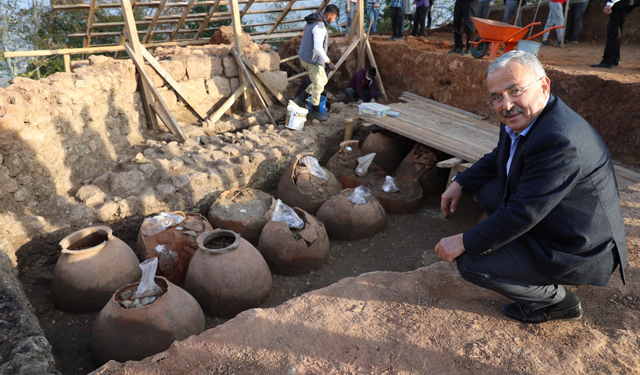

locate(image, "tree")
[[0, 0, 32, 86]]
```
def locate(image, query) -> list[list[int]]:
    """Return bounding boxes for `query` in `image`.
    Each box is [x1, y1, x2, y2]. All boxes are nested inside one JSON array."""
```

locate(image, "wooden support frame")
[[168, 0, 197, 42], [364, 39, 388, 102], [207, 82, 249, 124], [242, 55, 288, 106], [232, 48, 277, 125]]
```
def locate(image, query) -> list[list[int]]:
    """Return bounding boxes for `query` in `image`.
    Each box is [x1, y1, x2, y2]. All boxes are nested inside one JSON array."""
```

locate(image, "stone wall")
[[0, 43, 289, 255]]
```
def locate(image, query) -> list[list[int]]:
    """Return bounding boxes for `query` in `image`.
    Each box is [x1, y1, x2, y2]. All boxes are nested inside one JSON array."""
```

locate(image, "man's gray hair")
[[487, 50, 546, 79]]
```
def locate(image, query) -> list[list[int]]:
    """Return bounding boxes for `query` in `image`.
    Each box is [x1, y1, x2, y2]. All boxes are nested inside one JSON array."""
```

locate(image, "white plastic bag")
[[141, 212, 185, 237], [382, 175, 400, 193], [133, 258, 163, 301], [356, 153, 376, 177], [300, 155, 329, 180], [271, 199, 305, 229], [348, 185, 372, 205]]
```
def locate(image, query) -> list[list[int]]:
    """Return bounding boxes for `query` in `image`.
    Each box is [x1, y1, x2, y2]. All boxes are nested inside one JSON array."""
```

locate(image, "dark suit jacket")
[[456, 96, 627, 286]]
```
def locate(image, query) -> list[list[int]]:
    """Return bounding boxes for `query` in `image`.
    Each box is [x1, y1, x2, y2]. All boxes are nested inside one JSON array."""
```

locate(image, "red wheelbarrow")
[[468, 17, 564, 60]]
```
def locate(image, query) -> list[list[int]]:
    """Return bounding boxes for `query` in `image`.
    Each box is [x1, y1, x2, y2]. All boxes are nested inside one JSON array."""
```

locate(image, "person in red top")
[[345, 67, 381, 102], [541, 0, 566, 46]]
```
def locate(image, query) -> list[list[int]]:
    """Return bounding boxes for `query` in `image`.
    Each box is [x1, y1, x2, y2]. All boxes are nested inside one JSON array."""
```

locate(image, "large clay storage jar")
[[136, 211, 213, 287], [325, 140, 386, 189], [52, 226, 141, 313], [276, 152, 342, 215], [207, 188, 277, 246], [185, 229, 272, 318], [316, 189, 387, 241], [369, 177, 423, 214], [258, 207, 330, 276], [91, 276, 205, 366], [360, 132, 404, 174]]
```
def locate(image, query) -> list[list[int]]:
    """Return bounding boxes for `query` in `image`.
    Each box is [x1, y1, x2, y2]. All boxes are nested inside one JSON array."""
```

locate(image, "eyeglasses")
[[486, 76, 544, 108]]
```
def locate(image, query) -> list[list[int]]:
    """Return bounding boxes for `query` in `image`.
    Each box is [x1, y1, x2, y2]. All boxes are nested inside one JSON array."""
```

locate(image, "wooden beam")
[[242, 55, 288, 106], [207, 82, 249, 123], [327, 36, 360, 80], [285, 60, 301, 73], [229, 0, 251, 113], [240, 0, 257, 16], [288, 71, 308, 81], [168, 0, 196, 42], [233, 48, 276, 125], [63, 55, 71, 73], [122, 0, 159, 130], [140, 47, 208, 120], [193, 0, 222, 40], [83, 0, 97, 59], [364, 39, 388, 102], [125, 42, 187, 142], [347, 8, 358, 44], [142, 0, 169, 44], [263, 0, 296, 39]]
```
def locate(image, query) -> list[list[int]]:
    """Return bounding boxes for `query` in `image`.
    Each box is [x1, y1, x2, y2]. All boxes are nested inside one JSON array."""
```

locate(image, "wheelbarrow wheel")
[[470, 38, 488, 59]]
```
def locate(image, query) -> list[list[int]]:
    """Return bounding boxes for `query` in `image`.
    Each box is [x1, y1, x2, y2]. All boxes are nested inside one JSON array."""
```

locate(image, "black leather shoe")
[[590, 62, 613, 69], [502, 292, 582, 323], [449, 47, 463, 54]]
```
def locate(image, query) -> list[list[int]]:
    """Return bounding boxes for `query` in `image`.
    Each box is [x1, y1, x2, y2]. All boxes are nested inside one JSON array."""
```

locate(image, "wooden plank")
[[125, 42, 187, 142], [83, 0, 97, 57], [142, 0, 169, 44], [122, 0, 159, 130], [240, 0, 257, 16], [140, 47, 208, 120], [194, 0, 223, 40], [229, 0, 251, 113], [397, 100, 497, 136], [285, 60, 301, 73], [63, 54, 71, 73], [436, 157, 464, 168], [233, 48, 276, 125], [400, 92, 487, 121], [364, 39, 388, 102], [251, 70, 273, 107], [280, 55, 298, 63], [327, 37, 360, 80], [168, 0, 196, 42], [241, 55, 288, 106], [288, 71, 308, 81], [264, 0, 296, 36], [207, 82, 249, 123], [347, 8, 358, 44]]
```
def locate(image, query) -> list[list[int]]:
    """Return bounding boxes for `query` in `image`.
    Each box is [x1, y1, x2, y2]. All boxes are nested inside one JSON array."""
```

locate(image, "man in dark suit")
[[591, 0, 640, 68], [435, 50, 627, 323]]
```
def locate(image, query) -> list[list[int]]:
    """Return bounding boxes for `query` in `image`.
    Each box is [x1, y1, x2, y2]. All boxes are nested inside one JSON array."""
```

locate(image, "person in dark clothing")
[[388, 0, 405, 41], [590, 0, 640, 68], [411, 0, 430, 37], [345, 67, 381, 102], [503, 0, 526, 27], [427, 0, 435, 28], [449, 0, 477, 55], [436, 51, 627, 324]]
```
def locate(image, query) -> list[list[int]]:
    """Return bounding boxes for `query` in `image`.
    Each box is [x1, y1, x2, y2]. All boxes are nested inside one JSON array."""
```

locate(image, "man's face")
[[487, 61, 550, 133], [326, 13, 338, 23]]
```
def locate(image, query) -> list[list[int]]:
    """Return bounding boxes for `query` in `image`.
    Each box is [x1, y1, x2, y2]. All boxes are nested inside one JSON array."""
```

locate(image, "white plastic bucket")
[[286, 102, 309, 130], [517, 40, 541, 56]]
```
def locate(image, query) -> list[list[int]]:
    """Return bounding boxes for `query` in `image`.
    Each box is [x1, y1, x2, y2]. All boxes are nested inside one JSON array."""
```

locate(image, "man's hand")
[[327, 62, 337, 71], [603, 4, 612, 14], [441, 180, 463, 217], [434, 233, 465, 263]]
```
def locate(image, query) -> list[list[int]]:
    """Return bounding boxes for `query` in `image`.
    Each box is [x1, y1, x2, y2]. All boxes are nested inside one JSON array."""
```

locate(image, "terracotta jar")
[[52, 226, 141, 313], [316, 189, 387, 241], [91, 276, 205, 366], [325, 140, 386, 189], [136, 211, 213, 287], [258, 207, 330, 276], [208, 188, 277, 245], [361, 132, 404, 174], [184, 229, 272, 318], [370, 177, 424, 214], [276, 152, 342, 215]]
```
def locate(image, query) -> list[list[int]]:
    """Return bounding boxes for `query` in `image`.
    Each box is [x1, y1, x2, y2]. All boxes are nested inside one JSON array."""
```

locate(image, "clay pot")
[[207, 188, 277, 245], [52, 226, 141, 313], [316, 189, 387, 241], [370, 177, 424, 214], [393, 143, 438, 182], [361, 132, 404, 174], [276, 152, 342, 215], [325, 140, 387, 189], [184, 229, 272, 318], [91, 277, 205, 366], [258, 208, 330, 276], [136, 212, 213, 287]]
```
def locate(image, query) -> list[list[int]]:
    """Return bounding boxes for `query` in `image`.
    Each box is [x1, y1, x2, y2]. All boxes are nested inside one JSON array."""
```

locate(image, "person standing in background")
[[449, 0, 477, 55], [590, 0, 640, 68], [541, 0, 566, 47], [503, 0, 526, 27], [345, 0, 358, 35], [476, 0, 494, 19], [365, 0, 382, 33], [388, 0, 405, 41], [427, 0, 435, 28], [412, 0, 430, 36], [565, 0, 589, 43]]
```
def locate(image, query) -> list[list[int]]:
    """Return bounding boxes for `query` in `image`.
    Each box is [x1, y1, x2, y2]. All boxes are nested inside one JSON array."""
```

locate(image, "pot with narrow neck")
[[53, 226, 142, 313], [185, 229, 272, 318]]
